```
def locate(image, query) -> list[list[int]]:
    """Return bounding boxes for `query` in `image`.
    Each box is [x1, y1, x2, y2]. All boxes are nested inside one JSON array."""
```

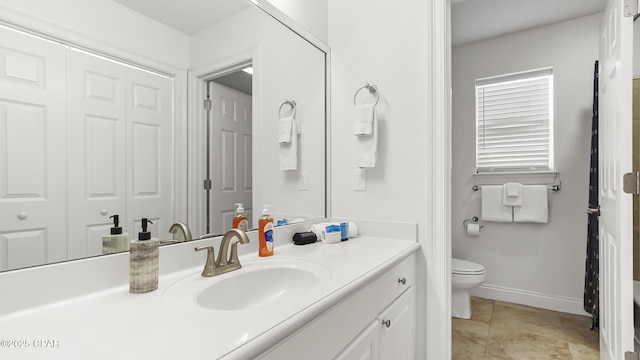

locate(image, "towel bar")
[[353, 83, 380, 106], [472, 184, 560, 191]]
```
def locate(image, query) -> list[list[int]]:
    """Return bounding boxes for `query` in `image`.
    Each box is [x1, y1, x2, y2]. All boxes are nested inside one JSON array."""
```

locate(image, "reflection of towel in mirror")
[[279, 114, 298, 170], [352, 105, 377, 168], [278, 115, 294, 144], [353, 104, 374, 136]]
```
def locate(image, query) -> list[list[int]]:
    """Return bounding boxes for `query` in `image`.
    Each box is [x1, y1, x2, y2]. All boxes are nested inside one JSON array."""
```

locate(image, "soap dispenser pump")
[[258, 205, 274, 257], [232, 203, 249, 232], [102, 214, 129, 254], [129, 218, 159, 294]]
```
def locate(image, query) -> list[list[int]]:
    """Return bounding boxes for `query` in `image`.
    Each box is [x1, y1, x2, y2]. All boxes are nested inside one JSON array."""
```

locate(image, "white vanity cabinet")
[[259, 253, 416, 360]]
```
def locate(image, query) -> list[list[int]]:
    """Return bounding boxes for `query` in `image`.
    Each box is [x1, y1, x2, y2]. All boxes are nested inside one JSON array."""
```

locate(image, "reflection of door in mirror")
[[0, 26, 174, 270], [207, 70, 253, 235]]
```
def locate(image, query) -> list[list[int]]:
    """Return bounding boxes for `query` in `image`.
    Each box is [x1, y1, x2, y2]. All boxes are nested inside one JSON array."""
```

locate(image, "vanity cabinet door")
[[335, 320, 379, 360], [378, 286, 415, 360]]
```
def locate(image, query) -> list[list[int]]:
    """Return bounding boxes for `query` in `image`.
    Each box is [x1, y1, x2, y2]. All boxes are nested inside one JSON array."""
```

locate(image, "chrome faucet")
[[169, 222, 192, 242], [194, 229, 250, 277]]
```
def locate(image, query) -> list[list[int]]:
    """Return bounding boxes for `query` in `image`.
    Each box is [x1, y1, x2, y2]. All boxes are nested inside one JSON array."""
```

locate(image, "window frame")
[[475, 67, 554, 174]]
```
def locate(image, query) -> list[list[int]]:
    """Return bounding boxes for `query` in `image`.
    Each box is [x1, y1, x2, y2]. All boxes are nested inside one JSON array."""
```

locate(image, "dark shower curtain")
[[584, 60, 599, 330]]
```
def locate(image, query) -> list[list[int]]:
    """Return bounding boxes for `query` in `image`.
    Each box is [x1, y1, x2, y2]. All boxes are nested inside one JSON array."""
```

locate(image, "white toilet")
[[452, 258, 487, 319]]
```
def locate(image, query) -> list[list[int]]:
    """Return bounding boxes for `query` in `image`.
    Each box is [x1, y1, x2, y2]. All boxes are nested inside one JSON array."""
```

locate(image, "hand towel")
[[352, 106, 377, 168], [279, 114, 298, 170], [278, 115, 294, 144], [502, 182, 523, 207], [353, 104, 375, 136], [513, 185, 548, 223], [481, 185, 513, 222]]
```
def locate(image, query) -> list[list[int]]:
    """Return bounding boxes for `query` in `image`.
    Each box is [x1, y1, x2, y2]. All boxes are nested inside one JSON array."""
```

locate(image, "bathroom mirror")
[[0, 0, 327, 271]]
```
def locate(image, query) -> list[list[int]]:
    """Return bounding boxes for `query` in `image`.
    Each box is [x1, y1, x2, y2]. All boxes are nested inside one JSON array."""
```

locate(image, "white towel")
[[513, 185, 548, 223], [502, 182, 523, 207], [353, 104, 374, 136], [278, 115, 294, 144], [279, 115, 298, 170], [481, 185, 513, 222], [352, 106, 377, 168]]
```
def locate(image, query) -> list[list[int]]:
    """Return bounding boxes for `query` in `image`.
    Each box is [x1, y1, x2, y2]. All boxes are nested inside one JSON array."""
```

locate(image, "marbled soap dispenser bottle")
[[129, 218, 159, 294]]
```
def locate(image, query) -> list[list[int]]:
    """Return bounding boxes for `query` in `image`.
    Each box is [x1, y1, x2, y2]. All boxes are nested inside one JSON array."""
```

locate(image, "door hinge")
[[623, 172, 640, 194], [204, 98, 212, 111], [625, 351, 640, 360], [624, 0, 640, 17], [203, 179, 212, 190]]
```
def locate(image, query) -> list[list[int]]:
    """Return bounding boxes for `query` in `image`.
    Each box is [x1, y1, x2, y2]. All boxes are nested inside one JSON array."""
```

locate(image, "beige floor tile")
[[485, 332, 573, 360], [452, 299, 600, 360], [489, 303, 565, 340], [452, 318, 490, 360], [470, 297, 494, 325], [559, 313, 599, 359]]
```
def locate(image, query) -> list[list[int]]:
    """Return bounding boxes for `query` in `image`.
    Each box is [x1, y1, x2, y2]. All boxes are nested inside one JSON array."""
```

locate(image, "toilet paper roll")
[[466, 223, 481, 237]]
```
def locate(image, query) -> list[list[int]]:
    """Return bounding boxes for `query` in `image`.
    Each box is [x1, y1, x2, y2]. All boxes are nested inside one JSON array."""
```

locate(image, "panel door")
[[67, 49, 127, 258], [0, 26, 67, 270], [208, 81, 252, 234], [378, 287, 415, 360], [335, 320, 379, 360], [598, 0, 635, 358], [126, 67, 174, 239]]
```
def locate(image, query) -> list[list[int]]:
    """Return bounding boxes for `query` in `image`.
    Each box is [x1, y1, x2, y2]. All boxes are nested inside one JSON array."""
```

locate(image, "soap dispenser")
[[102, 214, 129, 254], [129, 218, 159, 294], [232, 203, 249, 232], [258, 205, 274, 257]]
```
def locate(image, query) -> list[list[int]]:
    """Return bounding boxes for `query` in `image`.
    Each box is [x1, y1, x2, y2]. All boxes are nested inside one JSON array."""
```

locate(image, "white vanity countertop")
[[0, 236, 419, 360]]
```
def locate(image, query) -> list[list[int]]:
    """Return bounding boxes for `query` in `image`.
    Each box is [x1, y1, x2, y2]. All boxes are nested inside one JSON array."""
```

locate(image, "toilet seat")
[[452, 258, 485, 275]]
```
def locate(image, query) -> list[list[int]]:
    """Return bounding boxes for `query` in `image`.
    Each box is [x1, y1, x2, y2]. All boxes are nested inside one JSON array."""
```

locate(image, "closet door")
[[0, 27, 67, 270], [67, 49, 127, 259], [126, 68, 173, 238]]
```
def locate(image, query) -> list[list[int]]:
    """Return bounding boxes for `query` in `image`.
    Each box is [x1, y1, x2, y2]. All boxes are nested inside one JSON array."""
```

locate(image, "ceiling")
[[112, 0, 251, 35], [452, 0, 607, 46], [112, 0, 608, 49]]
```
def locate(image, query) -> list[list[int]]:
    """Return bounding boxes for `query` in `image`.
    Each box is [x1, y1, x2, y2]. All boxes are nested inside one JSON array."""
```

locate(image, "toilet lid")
[[452, 258, 485, 275]]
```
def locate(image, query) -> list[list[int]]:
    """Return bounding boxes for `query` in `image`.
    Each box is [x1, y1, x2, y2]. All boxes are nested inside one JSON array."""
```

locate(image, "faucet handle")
[[194, 246, 216, 277]]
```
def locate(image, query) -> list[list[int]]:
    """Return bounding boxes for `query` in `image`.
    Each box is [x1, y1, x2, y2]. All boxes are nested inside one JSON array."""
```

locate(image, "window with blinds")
[[475, 68, 554, 173]]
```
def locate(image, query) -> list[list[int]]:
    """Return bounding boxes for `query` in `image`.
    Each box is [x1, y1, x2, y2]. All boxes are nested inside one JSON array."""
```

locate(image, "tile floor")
[[452, 297, 599, 360]]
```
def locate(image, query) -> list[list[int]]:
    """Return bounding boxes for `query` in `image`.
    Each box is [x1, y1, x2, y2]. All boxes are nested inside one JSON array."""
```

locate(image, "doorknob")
[[587, 208, 600, 216]]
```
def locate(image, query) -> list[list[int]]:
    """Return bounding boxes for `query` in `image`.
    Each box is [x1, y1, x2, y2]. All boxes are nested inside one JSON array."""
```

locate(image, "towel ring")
[[353, 83, 380, 106], [279, 100, 297, 118]]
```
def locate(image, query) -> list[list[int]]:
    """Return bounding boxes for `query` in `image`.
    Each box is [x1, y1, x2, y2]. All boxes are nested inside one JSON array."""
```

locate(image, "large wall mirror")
[[0, 0, 327, 272]]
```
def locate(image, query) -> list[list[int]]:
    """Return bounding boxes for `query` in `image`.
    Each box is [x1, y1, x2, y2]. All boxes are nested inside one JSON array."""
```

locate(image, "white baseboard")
[[472, 283, 591, 316]]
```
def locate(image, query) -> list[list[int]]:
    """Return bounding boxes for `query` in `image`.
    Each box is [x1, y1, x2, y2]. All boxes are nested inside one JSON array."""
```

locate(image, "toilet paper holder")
[[462, 216, 484, 229]]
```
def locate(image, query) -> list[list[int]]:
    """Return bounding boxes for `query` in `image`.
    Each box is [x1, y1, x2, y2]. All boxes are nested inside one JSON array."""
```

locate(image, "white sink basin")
[[163, 258, 331, 311]]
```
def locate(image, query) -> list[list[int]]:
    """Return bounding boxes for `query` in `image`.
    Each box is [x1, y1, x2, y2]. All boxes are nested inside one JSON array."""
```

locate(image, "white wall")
[[266, 0, 328, 44], [190, 6, 326, 230], [328, 1, 450, 358], [0, 0, 189, 73], [452, 14, 600, 314]]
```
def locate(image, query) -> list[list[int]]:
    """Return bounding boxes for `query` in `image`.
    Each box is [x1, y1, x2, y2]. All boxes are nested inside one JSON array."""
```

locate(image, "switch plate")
[[298, 170, 309, 191], [354, 168, 366, 191]]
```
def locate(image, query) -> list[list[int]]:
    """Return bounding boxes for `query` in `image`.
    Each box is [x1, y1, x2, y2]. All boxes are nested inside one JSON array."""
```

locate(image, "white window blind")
[[476, 68, 554, 172]]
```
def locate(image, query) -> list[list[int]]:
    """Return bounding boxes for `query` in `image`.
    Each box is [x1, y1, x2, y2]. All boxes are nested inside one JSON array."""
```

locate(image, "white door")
[[208, 81, 252, 234], [0, 26, 67, 270], [598, 0, 634, 358], [126, 67, 174, 239], [67, 49, 127, 259], [378, 287, 415, 360]]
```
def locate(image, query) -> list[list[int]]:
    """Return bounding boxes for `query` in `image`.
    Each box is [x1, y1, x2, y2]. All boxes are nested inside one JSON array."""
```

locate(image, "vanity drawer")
[[377, 253, 415, 312]]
